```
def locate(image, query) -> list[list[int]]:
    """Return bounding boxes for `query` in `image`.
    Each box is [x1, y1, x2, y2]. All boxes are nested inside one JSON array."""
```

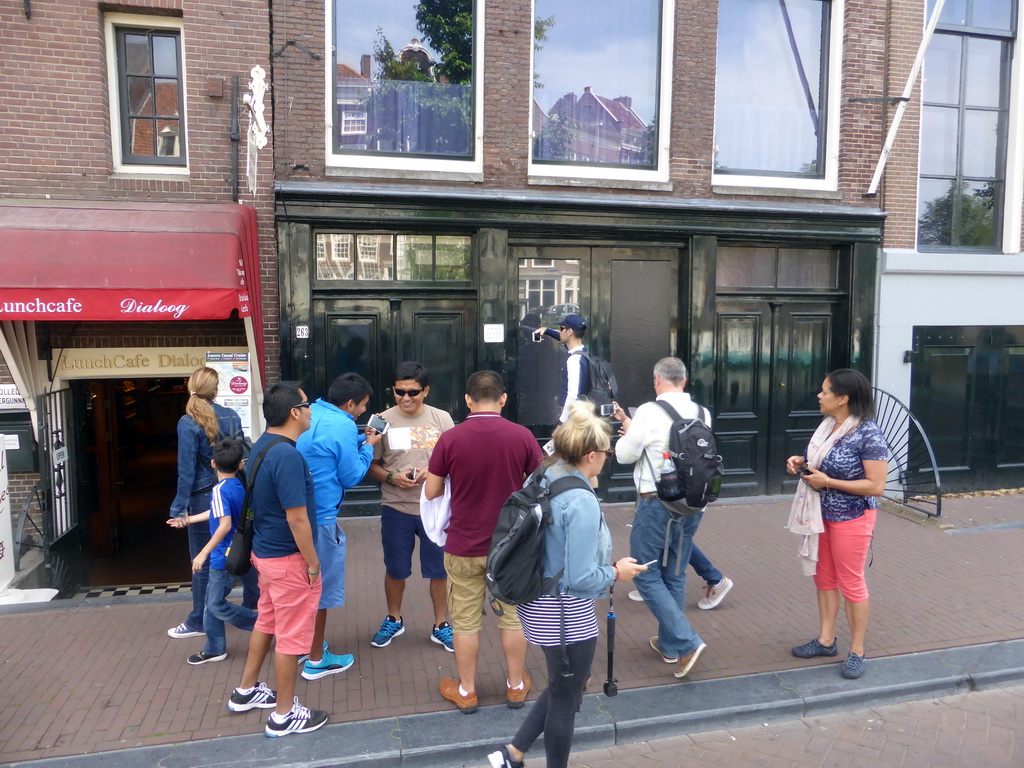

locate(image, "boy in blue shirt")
[[186, 437, 259, 665]]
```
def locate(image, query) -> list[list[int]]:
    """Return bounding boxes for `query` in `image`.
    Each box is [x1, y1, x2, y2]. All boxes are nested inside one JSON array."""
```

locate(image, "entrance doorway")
[[512, 245, 679, 501], [712, 299, 838, 496], [74, 378, 191, 586], [312, 296, 477, 513]]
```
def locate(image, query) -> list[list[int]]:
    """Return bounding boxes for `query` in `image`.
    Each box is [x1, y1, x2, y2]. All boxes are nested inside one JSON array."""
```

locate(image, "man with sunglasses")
[[367, 362, 456, 651], [296, 372, 382, 680], [228, 382, 327, 736], [534, 313, 590, 422]]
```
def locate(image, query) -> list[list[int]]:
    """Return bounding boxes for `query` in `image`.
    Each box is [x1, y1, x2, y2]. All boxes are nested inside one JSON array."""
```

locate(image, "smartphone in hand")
[[367, 413, 390, 434]]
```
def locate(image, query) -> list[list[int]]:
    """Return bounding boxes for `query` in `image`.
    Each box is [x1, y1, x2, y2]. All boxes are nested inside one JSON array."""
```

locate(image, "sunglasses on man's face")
[[292, 401, 311, 410], [394, 388, 424, 398]]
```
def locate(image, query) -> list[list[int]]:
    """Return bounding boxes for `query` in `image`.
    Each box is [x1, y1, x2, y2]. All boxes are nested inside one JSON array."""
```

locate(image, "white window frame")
[[711, 0, 843, 193], [526, 0, 674, 185], [324, 0, 484, 179], [1000, 0, 1024, 254], [104, 13, 189, 176]]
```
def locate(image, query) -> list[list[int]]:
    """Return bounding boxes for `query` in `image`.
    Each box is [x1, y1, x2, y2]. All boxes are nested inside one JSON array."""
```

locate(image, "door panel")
[[315, 297, 476, 513], [400, 300, 473, 422], [714, 310, 769, 496], [609, 258, 675, 414], [715, 299, 836, 496], [910, 325, 1024, 491]]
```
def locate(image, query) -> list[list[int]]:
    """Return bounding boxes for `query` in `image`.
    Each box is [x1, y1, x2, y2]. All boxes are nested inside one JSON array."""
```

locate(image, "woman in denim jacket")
[[166, 366, 252, 640], [488, 400, 645, 768]]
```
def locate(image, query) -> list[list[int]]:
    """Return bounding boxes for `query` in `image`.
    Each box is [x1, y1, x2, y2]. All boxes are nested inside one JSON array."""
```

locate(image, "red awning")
[[0, 200, 258, 323]]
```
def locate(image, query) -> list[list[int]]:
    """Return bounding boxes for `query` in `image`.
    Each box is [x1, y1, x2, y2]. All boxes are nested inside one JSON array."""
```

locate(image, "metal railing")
[[872, 388, 943, 517]]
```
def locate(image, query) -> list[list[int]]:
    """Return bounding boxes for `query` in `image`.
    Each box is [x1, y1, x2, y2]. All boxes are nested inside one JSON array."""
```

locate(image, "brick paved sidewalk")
[[569, 683, 1024, 767], [1, 494, 1021, 763]]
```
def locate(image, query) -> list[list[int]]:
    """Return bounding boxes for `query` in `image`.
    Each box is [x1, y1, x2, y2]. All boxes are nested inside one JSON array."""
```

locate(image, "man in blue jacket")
[[296, 372, 382, 679]]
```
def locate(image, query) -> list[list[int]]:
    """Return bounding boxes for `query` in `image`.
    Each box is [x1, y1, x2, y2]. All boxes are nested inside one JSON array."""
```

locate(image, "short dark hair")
[[394, 361, 429, 388], [827, 368, 875, 420], [327, 372, 373, 408], [466, 370, 504, 403], [264, 381, 304, 427], [212, 437, 244, 474]]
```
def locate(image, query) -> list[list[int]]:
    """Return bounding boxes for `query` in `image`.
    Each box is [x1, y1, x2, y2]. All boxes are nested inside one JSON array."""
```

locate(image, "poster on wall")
[[206, 352, 255, 439]]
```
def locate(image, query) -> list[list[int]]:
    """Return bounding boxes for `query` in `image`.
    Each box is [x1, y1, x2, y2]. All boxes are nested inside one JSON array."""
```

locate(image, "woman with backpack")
[[166, 366, 254, 642], [785, 369, 888, 680], [487, 400, 646, 768]]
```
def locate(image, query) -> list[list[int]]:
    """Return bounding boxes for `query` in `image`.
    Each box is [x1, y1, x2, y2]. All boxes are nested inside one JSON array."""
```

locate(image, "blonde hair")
[[550, 399, 611, 465], [186, 367, 220, 445]]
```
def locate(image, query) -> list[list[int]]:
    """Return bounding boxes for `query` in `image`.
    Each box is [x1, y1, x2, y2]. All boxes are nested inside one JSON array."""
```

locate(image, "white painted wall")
[[875, 249, 1024, 404]]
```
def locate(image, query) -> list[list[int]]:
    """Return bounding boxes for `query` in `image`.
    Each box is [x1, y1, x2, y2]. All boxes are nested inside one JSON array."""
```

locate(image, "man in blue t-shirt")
[[296, 372, 382, 680], [186, 437, 257, 666], [226, 382, 329, 738]]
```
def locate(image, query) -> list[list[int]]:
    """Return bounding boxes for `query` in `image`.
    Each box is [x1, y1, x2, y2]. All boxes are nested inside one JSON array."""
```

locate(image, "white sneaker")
[[628, 590, 644, 602], [697, 577, 733, 610]]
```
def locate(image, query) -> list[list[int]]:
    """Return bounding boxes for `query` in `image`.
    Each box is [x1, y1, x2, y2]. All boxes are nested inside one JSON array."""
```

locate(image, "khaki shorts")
[[444, 553, 520, 634]]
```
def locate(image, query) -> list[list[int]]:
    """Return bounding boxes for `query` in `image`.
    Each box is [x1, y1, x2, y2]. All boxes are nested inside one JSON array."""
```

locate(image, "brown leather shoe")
[[505, 669, 531, 709], [439, 677, 478, 713]]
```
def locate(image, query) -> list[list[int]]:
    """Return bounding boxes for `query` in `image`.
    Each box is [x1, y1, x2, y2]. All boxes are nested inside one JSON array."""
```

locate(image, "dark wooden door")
[[713, 299, 835, 496], [910, 325, 1024, 492], [314, 296, 477, 513]]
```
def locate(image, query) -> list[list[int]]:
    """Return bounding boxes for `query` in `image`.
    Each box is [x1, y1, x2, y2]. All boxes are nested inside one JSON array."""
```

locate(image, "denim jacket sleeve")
[[170, 416, 200, 517], [556, 489, 616, 598]]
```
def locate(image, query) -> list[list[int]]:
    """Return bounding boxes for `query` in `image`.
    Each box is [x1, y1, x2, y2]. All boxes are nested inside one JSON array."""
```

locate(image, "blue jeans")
[[185, 495, 212, 631], [689, 544, 722, 586], [631, 497, 704, 658], [203, 567, 258, 656]]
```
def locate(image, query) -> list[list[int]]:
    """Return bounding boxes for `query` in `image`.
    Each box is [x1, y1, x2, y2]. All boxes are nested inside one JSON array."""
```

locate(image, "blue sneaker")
[[301, 648, 354, 681], [431, 622, 454, 653], [791, 636, 838, 659], [841, 651, 867, 679], [371, 615, 405, 648]]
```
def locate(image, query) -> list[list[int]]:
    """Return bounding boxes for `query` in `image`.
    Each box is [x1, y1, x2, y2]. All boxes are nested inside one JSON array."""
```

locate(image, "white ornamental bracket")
[[243, 65, 269, 149]]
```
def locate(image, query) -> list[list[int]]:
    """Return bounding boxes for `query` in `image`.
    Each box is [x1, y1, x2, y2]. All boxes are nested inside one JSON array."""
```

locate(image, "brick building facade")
[[0, 0, 276, 592]]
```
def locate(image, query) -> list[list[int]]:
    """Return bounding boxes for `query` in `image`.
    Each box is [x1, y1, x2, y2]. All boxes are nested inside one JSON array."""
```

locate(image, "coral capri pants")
[[813, 509, 876, 602]]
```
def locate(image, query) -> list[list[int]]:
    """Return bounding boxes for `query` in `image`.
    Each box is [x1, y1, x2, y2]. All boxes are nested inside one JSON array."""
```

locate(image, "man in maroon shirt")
[[425, 371, 543, 714]]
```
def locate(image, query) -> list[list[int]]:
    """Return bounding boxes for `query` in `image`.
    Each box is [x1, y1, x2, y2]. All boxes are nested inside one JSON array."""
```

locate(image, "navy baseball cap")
[[560, 314, 587, 334]]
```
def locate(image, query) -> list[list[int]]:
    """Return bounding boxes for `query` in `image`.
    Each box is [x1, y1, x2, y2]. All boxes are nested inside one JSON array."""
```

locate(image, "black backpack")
[[650, 400, 724, 510], [485, 466, 594, 606], [579, 349, 618, 408]]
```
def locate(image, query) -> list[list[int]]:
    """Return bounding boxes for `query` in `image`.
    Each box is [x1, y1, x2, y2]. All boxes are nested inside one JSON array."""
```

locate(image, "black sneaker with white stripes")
[[265, 697, 328, 737], [227, 681, 277, 712]]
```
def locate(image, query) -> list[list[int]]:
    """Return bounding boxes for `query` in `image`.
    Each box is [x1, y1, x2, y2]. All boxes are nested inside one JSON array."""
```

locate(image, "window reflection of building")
[[332, 1, 475, 159], [315, 232, 471, 282], [517, 259, 580, 322], [337, 61, 371, 149], [536, 87, 649, 165]]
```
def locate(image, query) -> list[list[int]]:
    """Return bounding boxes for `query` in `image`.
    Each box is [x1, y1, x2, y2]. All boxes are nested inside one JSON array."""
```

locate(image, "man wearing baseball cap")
[[535, 314, 590, 422]]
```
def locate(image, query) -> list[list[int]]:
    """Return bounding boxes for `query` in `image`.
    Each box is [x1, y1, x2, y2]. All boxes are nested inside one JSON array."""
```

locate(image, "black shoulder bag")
[[224, 436, 289, 576]]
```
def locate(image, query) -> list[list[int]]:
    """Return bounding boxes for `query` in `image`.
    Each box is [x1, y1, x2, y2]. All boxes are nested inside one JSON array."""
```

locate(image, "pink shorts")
[[252, 552, 322, 655], [813, 509, 876, 602]]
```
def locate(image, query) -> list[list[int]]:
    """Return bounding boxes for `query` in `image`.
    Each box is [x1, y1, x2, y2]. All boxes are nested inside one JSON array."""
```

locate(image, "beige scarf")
[[786, 414, 860, 575]]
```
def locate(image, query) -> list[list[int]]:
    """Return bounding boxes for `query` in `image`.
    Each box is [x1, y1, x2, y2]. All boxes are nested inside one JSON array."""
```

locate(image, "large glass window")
[[315, 233, 471, 282], [714, 0, 831, 178], [531, 0, 663, 169], [113, 26, 185, 166], [332, 0, 475, 159], [917, 0, 1014, 251]]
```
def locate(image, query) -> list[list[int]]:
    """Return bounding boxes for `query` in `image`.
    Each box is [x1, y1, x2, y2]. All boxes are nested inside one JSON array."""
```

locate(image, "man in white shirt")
[[613, 357, 708, 680], [536, 313, 589, 422]]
